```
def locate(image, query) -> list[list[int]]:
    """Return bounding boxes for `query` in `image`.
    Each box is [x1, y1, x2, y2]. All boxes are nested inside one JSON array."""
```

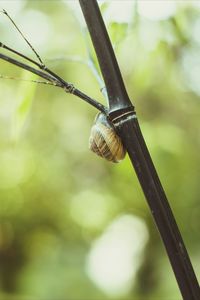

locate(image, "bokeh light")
[[0, 1, 200, 299], [86, 215, 148, 296]]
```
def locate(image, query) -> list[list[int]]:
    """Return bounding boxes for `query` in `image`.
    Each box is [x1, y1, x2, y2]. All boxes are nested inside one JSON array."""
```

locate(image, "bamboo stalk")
[[79, 1, 200, 299]]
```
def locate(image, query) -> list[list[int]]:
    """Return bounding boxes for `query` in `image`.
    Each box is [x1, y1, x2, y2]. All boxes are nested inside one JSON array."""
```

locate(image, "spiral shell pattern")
[[89, 113, 126, 163]]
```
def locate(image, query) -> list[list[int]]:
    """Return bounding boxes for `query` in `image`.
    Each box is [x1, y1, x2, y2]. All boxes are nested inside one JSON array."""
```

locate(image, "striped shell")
[[89, 113, 126, 163]]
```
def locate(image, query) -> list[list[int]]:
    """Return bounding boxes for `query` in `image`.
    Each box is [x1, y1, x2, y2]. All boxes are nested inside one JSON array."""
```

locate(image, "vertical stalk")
[[79, 0, 132, 113], [79, 1, 200, 299], [114, 116, 200, 300]]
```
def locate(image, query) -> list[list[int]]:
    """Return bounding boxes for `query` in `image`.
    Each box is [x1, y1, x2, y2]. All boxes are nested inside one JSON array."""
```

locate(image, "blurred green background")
[[0, 1, 200, 299]]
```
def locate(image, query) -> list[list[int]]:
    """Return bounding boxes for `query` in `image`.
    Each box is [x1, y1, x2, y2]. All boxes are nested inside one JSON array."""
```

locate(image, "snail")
[[89, 113, 126, 163]]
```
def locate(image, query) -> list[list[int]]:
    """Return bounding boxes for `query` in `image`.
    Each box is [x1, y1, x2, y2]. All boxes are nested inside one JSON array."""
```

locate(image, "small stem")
[[0, 52, 59, 84], [2, 9, 44, 65], [0, 52, 107, 114], [0, 74, 59, 86], [0, 42, 72, 90], [73, 89, 108, 114], [1, 42, 108, 111]]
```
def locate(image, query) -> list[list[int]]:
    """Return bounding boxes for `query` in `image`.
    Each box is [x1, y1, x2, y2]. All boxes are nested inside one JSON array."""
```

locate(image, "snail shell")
[[89, 113, 126, 163]]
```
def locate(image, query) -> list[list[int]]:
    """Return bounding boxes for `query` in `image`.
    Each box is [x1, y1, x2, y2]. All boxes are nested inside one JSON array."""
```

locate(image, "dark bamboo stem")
[[78, 2, 132, 113], [116, 116, 200, 300], [79, 1, 200, 299]]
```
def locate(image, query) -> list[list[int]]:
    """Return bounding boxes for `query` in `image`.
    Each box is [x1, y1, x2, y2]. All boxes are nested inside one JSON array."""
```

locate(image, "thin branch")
[[0, 52, 59, 84], [0, 52, 107, 114], [47, 54, 108, 100], [0, 74, 59, 86], [2, 9, 108, 104], [2, 9, 44, 65], [0, 42, 73, 90], [1, 7, 108, 113], [82, 28, 106, 93]]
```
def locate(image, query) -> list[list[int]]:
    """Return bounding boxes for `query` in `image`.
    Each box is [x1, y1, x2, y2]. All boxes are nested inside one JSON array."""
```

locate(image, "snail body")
[[89, 113, 126, 163]]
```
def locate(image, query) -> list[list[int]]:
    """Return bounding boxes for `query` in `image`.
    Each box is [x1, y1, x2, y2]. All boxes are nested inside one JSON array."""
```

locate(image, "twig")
[[0, 8, 107, 114], [0, 74, 58, 86], [0, 51, 107, 114]]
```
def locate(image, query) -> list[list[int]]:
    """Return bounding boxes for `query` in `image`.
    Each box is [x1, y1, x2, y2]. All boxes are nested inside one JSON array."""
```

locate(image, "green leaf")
[[108, 22, 128, 46], [100, 2, 110, 14], [12, 71, 37, 141]]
